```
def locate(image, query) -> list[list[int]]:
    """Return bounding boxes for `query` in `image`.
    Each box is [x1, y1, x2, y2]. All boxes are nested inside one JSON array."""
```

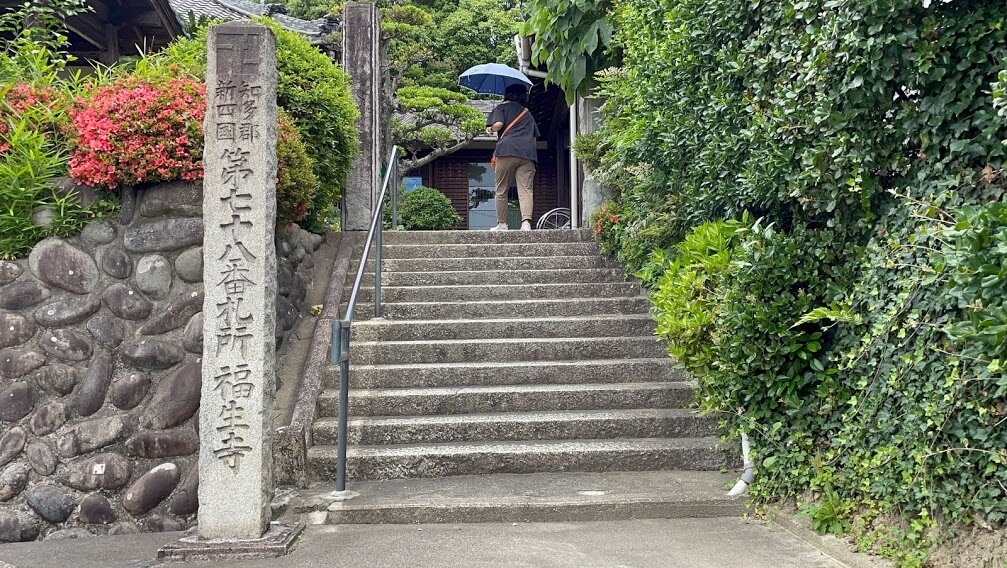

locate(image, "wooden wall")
[[417, 149, 559, 229]]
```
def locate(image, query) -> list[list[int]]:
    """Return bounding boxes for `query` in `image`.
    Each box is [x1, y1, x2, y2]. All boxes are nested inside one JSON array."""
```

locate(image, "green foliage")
[[0, 105, 90, 259], [395, 185, 462, 230], [432, 0, 521, 75], [393, 85, 485, 170], [521, 0, 613, 104], [587, 0, 1007, 563], [125, 20, 360, 232], [180, 10, 215, 36], [944, 199, 1007, 379], [276, 110, 319, 226], [647, 218, 749, 376], [0, 0, 89, 64], [798, 485, 851, 537], [0, 3, 102, 259], [382, 0, 520, 172], [257, 18, 359, 232], [278, 0, 335, 20]]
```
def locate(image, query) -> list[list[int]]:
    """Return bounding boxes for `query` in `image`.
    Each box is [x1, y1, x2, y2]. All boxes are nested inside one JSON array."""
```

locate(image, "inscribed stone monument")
[[199, 21, 278, 540]]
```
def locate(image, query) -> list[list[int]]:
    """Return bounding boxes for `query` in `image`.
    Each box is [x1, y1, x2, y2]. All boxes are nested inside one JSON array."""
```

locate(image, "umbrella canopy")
[[458, 63, 533, 96]]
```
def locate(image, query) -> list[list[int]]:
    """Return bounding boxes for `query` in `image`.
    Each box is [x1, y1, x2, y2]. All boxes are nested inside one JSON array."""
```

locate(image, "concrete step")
[[297, 471, 744, 524], [348, 336, 667, 365], [352, 297, 650, 320], [332, 358, 690, 389], [349, 315, 657, 342], [351, 255, 620, 273], [312, 408, 716, 446], [379, 229, 594, 245], [348, 282, 642, 303], [371, 268, 627, 287], [370, 242, 601, 259], [307, 437, 726, 481], [317, 382, 694, 417]]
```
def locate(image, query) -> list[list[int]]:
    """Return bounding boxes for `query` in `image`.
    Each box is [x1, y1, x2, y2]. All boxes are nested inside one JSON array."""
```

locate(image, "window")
[[468, 162, 520, 229]]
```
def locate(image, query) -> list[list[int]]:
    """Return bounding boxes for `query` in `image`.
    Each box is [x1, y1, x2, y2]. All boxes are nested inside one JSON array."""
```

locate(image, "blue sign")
[[403, 176, 423, 191]]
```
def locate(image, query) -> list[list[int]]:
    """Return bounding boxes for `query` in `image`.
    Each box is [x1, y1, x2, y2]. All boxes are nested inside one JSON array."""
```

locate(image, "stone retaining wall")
[[0, 181, 320, 541]]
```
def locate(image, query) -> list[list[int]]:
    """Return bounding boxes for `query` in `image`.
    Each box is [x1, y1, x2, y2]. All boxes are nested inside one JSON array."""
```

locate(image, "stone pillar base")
[[156, 522, 304, 562]]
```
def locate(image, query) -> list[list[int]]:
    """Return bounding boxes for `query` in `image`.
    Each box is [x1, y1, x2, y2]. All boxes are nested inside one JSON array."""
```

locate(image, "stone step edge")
[[350, 314, 655, 326], [357, 267, 624, 275], [352, 254, 615, 264], [320, 497, 743, 524], [314, 408, 706, 428], [348, 336, 664, 348], [352, 297, 649, 307], [344, 282, 639, 292], [326, 381, 694, 398], [312, 436, 720, 455], [344, 357, 687, 372], [294, 470, 742, 523]]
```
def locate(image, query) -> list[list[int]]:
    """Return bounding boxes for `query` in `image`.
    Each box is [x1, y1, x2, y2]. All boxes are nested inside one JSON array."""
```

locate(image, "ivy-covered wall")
[[571, 1, 1007, 565]]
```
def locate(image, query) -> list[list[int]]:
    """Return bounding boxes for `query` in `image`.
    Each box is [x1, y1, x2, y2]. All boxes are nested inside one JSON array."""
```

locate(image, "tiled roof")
[[167, 0, 333, 40]]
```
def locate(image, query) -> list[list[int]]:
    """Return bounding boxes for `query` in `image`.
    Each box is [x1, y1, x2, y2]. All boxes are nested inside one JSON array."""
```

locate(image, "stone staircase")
[[302, 229, 739, 523]]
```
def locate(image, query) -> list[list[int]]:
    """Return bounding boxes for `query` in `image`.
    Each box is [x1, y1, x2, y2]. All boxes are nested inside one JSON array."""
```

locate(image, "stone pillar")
[[199, 22, 278, 541], [341, 2, 382, 231], [577, 96, 608, 226]]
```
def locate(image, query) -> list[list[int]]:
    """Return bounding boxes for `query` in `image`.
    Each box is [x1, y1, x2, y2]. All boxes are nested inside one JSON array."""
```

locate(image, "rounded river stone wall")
[[0, 180, 321, 541]]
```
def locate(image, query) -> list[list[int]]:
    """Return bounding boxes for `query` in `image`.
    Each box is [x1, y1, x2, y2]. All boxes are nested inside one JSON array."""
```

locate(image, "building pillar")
[[577, 96, 607, 226], [341, 2, 382, 231]]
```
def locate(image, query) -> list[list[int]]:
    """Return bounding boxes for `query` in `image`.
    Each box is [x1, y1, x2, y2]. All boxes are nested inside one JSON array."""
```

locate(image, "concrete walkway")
[[0, 518, 854, 568]]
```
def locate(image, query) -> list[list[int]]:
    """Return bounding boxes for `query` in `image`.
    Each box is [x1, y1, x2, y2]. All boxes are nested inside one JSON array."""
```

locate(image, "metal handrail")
[[329, 145, 399, 494]]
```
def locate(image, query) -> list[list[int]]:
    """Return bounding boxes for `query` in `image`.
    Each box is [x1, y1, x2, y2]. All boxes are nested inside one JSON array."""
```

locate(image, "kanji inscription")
[[199, 22, 278, 541]]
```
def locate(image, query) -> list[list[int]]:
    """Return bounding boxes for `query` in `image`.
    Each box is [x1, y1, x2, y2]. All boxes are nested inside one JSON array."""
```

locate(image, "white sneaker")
[[489, 223, 509, 231], [520, 220, 532, 231]]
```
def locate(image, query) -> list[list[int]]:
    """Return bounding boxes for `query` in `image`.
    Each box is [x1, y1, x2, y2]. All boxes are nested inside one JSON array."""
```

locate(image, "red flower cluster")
[[591, 204, 620, 236], [0, 84, 65, 153], [68, 77, 206, 188]]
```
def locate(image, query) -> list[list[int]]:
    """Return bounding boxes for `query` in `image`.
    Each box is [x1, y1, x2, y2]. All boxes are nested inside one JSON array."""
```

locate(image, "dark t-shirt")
[[488, 101, 540, 163]]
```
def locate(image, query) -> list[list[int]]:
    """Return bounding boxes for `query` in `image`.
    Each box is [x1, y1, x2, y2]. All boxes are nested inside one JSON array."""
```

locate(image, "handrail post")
[[390, 157, 399, 232], [327, 146, 399, 500], [374, 201, 383, 319], [334, 320, 350, 492]]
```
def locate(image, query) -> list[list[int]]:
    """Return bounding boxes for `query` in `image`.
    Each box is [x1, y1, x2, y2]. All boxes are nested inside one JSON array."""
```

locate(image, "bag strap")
[[499, 108, 529, 139]]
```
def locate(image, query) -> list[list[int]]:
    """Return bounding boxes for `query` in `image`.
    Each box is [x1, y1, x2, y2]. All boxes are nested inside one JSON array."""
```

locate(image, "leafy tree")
[[393, 85, 484, 171], [381, 0, 514, 172], [279, 0, 335, 20], [521, 0, 613, 103], [432, 0, 521, 76]]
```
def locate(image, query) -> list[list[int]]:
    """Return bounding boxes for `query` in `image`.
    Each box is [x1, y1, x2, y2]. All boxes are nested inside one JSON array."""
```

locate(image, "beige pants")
[[493, 156, 535, 224]]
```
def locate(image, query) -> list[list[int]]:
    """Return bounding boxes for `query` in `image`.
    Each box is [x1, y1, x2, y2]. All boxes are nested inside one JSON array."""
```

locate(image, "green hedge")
[[577, 0, 1007, 564], [393, 186, 461, 230], [132, 19, 359, 233]]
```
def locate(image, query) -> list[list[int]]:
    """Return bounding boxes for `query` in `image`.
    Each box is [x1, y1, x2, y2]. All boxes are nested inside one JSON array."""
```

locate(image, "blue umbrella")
[[458, 63, 533, 96]]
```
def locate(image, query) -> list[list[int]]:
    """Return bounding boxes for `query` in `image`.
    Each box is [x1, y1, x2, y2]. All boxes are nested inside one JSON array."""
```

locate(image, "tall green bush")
[[260, 19, 358, 232], [125, 20, 359, 232], [547, 0, 1007, 562]]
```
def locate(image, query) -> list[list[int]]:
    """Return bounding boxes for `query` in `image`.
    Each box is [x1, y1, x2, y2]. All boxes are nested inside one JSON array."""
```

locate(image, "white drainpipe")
[[568, 99, 579, 228], [728, 433, 755, 496]]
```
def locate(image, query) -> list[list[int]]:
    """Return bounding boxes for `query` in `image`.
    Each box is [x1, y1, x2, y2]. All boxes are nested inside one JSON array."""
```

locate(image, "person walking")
[[487, 83, 540, 231]]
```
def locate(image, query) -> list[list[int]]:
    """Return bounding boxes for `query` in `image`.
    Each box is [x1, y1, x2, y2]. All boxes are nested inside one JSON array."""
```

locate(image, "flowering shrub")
[[0, 84, 68, 153], [276, 110, 318, 226], [68, 77, 205, 188], [590, 202, 619, 238]]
